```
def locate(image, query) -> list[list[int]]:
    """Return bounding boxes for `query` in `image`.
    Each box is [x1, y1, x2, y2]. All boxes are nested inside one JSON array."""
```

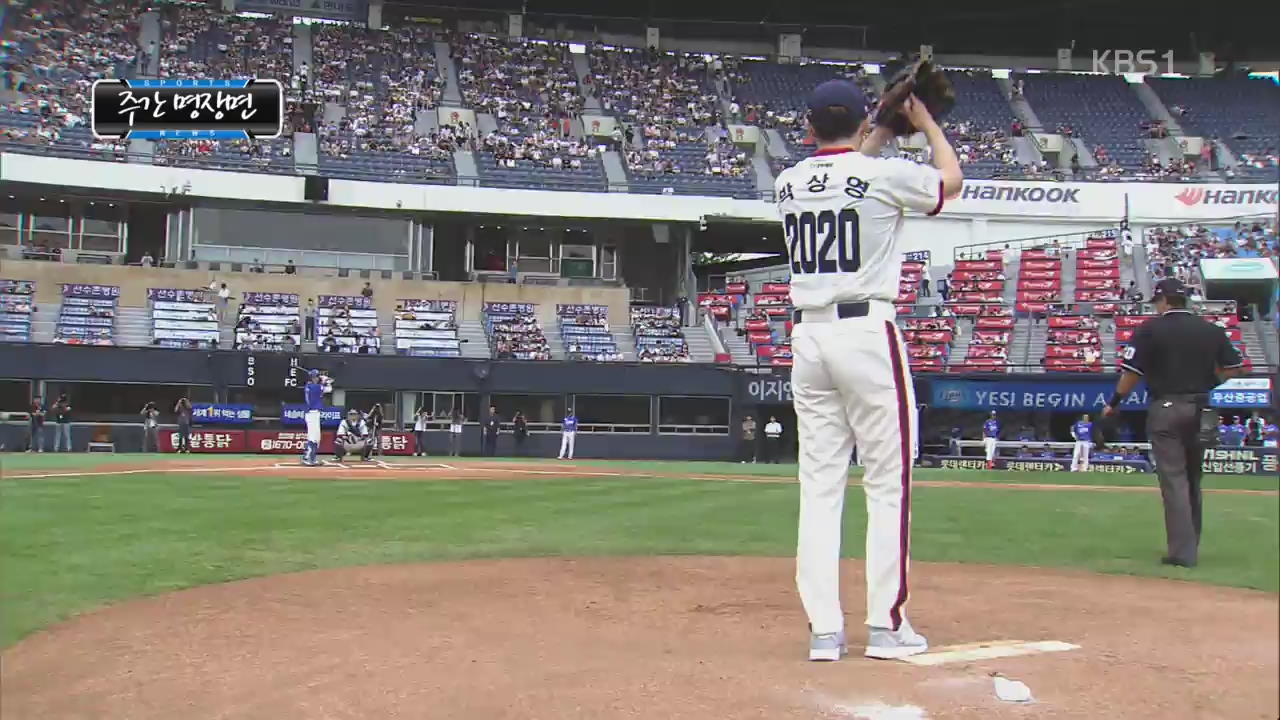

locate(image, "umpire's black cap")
[[808, 80, 868, 121], [1152, 277, 1189, 301]]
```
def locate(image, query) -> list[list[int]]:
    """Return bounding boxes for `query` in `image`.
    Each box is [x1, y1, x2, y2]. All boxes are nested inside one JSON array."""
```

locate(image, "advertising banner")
[[1209, 378, 1272, 408], [191, 403, 254, 425], [235, 0, 367, 21], [930, 379, 1151, 410], [157, 429, 247, 453], [243, 291, 299, 305], [61, 283, 119, 298], [921, 456, 1150, 473], [147, 288, 208, 302], [281, 404, 343, 427], [582, 115, 617, 137], [248, 430, 414, 455], [484, 302, 535, 314], [318, 295, 373, 310], [1201, 447, 1278, 475]]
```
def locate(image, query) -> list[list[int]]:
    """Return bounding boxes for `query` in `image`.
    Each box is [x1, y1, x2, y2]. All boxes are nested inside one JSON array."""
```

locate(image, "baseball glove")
[[874, 58, 956, 136]]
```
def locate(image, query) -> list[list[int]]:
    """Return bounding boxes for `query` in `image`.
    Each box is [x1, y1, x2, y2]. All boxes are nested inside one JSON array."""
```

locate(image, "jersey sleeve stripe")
[[927, 180, 945, 216], [1118, 362, 1145, 375]]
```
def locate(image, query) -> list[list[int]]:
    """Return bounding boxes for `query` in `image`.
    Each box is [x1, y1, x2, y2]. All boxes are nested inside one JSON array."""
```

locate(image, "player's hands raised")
[[902, 95, 937, 131]]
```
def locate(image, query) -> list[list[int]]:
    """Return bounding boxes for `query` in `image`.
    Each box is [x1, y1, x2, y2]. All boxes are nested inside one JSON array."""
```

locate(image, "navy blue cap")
[[1152, 277, 1188, 299], [807, 79, 867, 115]]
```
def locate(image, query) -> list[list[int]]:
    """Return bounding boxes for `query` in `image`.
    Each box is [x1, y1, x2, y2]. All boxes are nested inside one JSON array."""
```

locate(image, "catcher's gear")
[[874, 58, 955, 136]]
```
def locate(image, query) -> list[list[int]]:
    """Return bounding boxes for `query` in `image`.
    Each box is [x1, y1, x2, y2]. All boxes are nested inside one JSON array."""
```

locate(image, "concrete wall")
[[0, 258, 631, 326]]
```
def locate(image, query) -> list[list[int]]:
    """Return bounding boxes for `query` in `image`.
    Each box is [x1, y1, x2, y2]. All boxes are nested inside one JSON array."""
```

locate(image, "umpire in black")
[[1101, 278, 1245, 568]]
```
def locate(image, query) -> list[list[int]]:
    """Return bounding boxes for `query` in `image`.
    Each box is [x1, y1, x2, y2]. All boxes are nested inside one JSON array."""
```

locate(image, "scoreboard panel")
[[244, 354, 303, 388]]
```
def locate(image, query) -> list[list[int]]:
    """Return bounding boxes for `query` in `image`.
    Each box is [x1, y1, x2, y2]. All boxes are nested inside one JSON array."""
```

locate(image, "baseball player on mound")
[[1070, 414, 1093, 472], [334, 409, 372, 462], [778, 81, 961, 661], [300, 369, 327, 466]]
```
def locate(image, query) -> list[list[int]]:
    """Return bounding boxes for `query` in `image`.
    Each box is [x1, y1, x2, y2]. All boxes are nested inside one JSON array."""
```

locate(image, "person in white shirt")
[[763, 416, 783, 463], [448, 407, 464, 456], [777, 80, 962, 662], [413, 407, 431, 457]]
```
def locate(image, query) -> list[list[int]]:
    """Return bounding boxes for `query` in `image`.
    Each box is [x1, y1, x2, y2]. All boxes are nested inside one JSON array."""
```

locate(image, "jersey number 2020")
[[784, 208, 861, 275]]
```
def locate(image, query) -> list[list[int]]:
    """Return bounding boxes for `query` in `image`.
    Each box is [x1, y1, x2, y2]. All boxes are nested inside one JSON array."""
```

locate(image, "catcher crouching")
[[335, 408, 373, 462]]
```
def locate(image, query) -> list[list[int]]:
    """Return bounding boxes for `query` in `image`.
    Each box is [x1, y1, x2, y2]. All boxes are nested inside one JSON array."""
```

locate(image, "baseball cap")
[[1151, 277, 1188, 300], [807, 79, 868, 118], [308, 369, 321, 378]]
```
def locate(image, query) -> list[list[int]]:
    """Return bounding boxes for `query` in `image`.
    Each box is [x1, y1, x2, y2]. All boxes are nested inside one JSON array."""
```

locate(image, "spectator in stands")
[[304, 299, 316, 341], [51, 393, 72, 452], [216, 282, 231, 321], [285, 260, 296, 275], [919, 276, 931, 298], [250, 259, 265, 274], [361, 282, 374, 300], [140, 251, 154, 268]]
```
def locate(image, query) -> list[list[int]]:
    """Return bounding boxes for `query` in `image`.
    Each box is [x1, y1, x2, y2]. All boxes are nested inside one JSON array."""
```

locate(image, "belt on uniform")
[[1156, 393, 1210, 404], [793, 302, 870, 325]]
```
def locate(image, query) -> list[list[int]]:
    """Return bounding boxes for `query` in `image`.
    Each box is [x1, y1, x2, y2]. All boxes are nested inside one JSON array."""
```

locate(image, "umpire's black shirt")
[[1120, 310, 1244, 398]]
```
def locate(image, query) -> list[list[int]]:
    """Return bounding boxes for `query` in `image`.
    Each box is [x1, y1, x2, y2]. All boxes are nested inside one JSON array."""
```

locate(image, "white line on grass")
[[6, 465, 284, 480]]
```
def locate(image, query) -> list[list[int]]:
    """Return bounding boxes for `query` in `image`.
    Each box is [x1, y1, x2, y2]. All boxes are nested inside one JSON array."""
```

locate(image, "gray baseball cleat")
[[808, 631, 847, 662], [864, 621, 929, 660]]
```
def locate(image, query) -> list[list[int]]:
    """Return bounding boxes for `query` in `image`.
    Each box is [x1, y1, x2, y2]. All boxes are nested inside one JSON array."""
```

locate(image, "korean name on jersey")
[[775, 153, 944, 310]]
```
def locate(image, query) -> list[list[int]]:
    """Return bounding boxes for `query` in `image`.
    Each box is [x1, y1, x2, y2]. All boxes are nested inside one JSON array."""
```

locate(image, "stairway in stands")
[[456, 320, 492, 359], [114, 306, 153, 347], [684, 327, 717, 363]]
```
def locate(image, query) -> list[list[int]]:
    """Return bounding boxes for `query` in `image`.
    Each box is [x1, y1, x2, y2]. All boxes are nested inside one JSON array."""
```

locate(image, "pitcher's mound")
[[3, 557, 1276, 719]]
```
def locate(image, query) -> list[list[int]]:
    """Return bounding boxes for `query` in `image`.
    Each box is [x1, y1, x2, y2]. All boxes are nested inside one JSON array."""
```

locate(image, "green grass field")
[[1, 455, 1276, 649]]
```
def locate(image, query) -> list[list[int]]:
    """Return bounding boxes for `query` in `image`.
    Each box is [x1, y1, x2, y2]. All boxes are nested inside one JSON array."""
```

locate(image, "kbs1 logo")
[[1090, 50, 1174, 75], [91, 78, 284, 141]]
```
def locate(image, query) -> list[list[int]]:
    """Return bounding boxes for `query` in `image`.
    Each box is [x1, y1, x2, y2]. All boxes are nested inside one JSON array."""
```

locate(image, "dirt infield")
[[3, 556, 1276, 720], [5, 456, 1276, 496]]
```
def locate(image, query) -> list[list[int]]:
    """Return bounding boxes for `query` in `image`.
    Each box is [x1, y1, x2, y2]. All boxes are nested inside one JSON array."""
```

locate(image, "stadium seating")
[[940, 71, 1021, 179], [394, 300, 462, 357], [0, 0, 140, 159], [902, 316, 954, 373], [316, 295, 381, 354], [485, 303, 550, 360], [149, 289, 218, 349], [0, 280, 36, 342], [588, 46, 755, 198], [1145, 75, 1280, 181], [453, 34, 595, 191], [314, 24, 455, 184], [1019, 73, 1151, 172], [558, 304, 621, 361], [56, 285, 118, 346], [234, 293, 301, 351], [154, 6, 294, 172], [631, 306, 690, 363]]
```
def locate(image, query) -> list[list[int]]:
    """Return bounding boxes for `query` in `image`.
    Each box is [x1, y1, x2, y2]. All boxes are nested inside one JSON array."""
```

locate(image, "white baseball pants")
[[305, 410, 322, 444], [983, 437, 998, 462], [1071, 440, 1091, 471], [792, 305, 916, 634], [558, 431, 575, 459]]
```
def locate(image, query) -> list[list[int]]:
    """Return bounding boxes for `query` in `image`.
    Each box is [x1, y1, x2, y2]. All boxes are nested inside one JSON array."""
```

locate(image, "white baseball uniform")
[[305, 410, 322, 445], [777, 147, 944, 635]]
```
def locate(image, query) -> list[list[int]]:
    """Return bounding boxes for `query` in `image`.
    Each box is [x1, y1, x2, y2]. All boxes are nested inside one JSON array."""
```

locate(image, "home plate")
[[900, 640, 1080, 666]]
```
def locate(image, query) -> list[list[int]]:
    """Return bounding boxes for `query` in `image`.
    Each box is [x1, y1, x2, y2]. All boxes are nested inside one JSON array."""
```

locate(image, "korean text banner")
[[191, 403, 254, 425], [930, 380, 1151, 411], [281, 404, 343, 427]]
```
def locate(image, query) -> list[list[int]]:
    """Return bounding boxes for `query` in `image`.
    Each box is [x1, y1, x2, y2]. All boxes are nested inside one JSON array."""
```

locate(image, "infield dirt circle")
[[3, 555, 1277, 719]]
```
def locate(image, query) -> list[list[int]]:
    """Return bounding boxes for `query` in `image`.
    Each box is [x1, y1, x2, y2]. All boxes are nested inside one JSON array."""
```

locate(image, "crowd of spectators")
[[1145, 221, 1279, 288], [0, 0, 143, 157], [588, 46, 719, 129], [158, 6, 291, 82], [481, 129, 596, 170], [625, 133, 749, 178], [943, 120, 1015, 166], [491, 311, 550, 360], [454, 34, 583, 122]]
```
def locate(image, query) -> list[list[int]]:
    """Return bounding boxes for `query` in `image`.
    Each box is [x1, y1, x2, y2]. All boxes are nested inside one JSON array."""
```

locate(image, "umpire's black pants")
[[1147, 395, 1208, 566]]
